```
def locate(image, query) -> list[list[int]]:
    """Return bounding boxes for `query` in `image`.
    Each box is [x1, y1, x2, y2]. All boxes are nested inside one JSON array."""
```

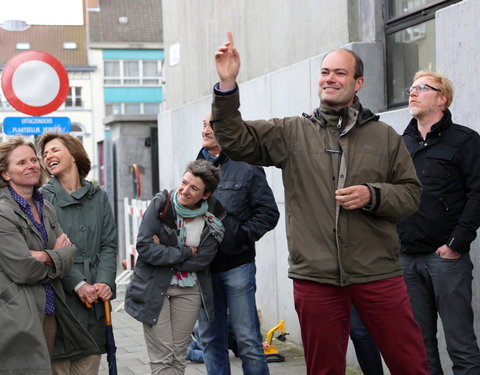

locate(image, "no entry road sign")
[[1, 50, 69, 116]]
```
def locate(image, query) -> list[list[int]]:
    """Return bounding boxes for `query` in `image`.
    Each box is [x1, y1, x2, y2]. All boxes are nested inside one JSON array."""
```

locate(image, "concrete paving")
[[98, 301, 307, 374], [98, 282, 361, 375]]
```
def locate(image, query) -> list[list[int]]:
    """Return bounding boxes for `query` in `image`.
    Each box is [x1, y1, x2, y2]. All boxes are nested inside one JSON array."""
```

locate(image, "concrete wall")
[[161, 0, 384, 110]]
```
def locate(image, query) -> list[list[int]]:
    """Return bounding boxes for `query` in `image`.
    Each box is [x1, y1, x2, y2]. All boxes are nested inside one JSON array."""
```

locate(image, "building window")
[[105, 102, 160, 115], [68, 71, 91, 80], [63, 42, 77, 50], [104, 61, 121, 85], [143, 61, 160, 84], [104, 60, 163, 86], [0, 90, 12, 110], [124, 103, 141, 114], [385, 0, 461, 108], [143, 103, 160, 114], [105, 103, 122, 115], [16, 42, 31, 50], [65, 87, 83, 108], [70, 123, 84, 144], [124, 61, 140, 85]]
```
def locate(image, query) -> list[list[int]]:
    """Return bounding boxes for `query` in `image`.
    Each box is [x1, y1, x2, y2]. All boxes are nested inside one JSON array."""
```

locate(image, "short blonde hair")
[[413, 69, 454, 110]]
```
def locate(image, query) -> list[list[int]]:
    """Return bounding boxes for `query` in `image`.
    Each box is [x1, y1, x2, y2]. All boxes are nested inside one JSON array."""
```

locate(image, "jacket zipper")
[[439, 197, 449, 212], [337, 117, 343, 131], [336, 116, 345, 285]]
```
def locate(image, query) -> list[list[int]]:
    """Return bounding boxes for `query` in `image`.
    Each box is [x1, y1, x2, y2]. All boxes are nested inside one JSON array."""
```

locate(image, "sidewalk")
[[99, 283, 361, 375], [98, 301, 307, 374]]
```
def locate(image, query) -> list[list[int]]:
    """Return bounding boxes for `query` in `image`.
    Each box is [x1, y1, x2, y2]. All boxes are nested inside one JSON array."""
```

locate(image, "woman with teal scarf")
[[125, 160, 226, 375]]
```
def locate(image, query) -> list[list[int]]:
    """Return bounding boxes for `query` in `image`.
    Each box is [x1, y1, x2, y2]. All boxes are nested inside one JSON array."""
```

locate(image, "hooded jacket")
[[211, 87, 422, 286], [0, 186, 99, 374], [40, 177, 118, 358], [125, 190, 226, 324], [197, 150, 279, 273], [398, 110, 480, 254]]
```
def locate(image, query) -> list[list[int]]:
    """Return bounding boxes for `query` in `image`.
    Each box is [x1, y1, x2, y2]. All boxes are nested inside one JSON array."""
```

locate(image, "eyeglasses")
[[405, 83, 441, 95]]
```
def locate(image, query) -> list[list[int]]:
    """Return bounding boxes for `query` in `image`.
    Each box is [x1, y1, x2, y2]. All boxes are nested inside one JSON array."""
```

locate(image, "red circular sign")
[[1, 50, 69, 116]]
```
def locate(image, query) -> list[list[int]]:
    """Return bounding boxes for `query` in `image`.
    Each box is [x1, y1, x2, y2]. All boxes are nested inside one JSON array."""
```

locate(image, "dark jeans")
[[401, 252, 480, 375], [350, 305, 384, 375]]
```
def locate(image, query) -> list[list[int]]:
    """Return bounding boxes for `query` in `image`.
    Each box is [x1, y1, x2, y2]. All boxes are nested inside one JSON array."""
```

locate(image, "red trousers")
[[293, 276, 428, 375]]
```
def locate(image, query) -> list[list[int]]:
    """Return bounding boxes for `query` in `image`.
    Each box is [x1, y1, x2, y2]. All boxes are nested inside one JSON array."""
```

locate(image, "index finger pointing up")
[[227, 31, 234, 46]]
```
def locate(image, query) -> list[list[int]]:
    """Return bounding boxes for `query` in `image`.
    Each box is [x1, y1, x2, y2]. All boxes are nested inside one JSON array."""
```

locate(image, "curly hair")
[[184, 160, 221, 194]]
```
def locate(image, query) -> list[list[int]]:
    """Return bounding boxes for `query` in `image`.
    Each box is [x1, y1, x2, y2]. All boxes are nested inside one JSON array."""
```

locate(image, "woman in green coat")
[[0, 137, 98, 374], [39, 133, 118, 374]]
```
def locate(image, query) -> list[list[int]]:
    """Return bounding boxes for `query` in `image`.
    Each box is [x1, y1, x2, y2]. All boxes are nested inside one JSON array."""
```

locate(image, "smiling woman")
[[2, 143, 43, 190], [37, 132, 118, 374], [0, 136, 97, 374], [124, 160, 227, 374]]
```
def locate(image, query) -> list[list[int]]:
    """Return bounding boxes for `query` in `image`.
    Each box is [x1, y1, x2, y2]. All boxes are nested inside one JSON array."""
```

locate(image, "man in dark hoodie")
[[196, 113, 279, 375]]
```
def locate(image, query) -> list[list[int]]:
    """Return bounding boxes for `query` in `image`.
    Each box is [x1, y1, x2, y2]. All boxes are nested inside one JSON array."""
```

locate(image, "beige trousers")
[[143, 284, 201, 375], [43, 314, 57, 358], [52, 355, 102, 375]]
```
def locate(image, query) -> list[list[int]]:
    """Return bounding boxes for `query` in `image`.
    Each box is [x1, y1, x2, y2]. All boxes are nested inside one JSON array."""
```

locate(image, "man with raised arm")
[[209, 32, 429, 375]]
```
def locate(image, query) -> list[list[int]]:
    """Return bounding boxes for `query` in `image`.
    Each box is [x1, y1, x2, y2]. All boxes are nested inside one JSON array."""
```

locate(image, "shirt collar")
[[8, 185, 44, 209]]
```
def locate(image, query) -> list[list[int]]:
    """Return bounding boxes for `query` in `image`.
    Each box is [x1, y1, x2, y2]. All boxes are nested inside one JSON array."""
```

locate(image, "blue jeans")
[[198, 262, 269, 375], [401, 252, 480, 375], [186, 324, 204, 363], [350, 305, 384, 375]]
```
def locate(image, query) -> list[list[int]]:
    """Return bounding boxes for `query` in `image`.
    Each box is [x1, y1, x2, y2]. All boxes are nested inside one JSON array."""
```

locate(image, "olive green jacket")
[[211, 88, 422, 286], [41, 178, 118, 358], [0, 186, 99, 374]]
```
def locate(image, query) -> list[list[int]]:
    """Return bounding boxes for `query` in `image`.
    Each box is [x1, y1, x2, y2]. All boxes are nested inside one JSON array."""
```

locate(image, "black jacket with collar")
[[125, 191, 226, 324], [398, 110, 480, 254], [197, 149, 279, 273]]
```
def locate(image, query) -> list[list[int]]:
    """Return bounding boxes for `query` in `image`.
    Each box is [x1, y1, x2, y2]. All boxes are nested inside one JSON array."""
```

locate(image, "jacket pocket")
[[127, 263, 155, 303], [0, 281, 20, 308], [215, 180, 248, 218], [422, 148, 456, 178], [18, 219, 48, 257]]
